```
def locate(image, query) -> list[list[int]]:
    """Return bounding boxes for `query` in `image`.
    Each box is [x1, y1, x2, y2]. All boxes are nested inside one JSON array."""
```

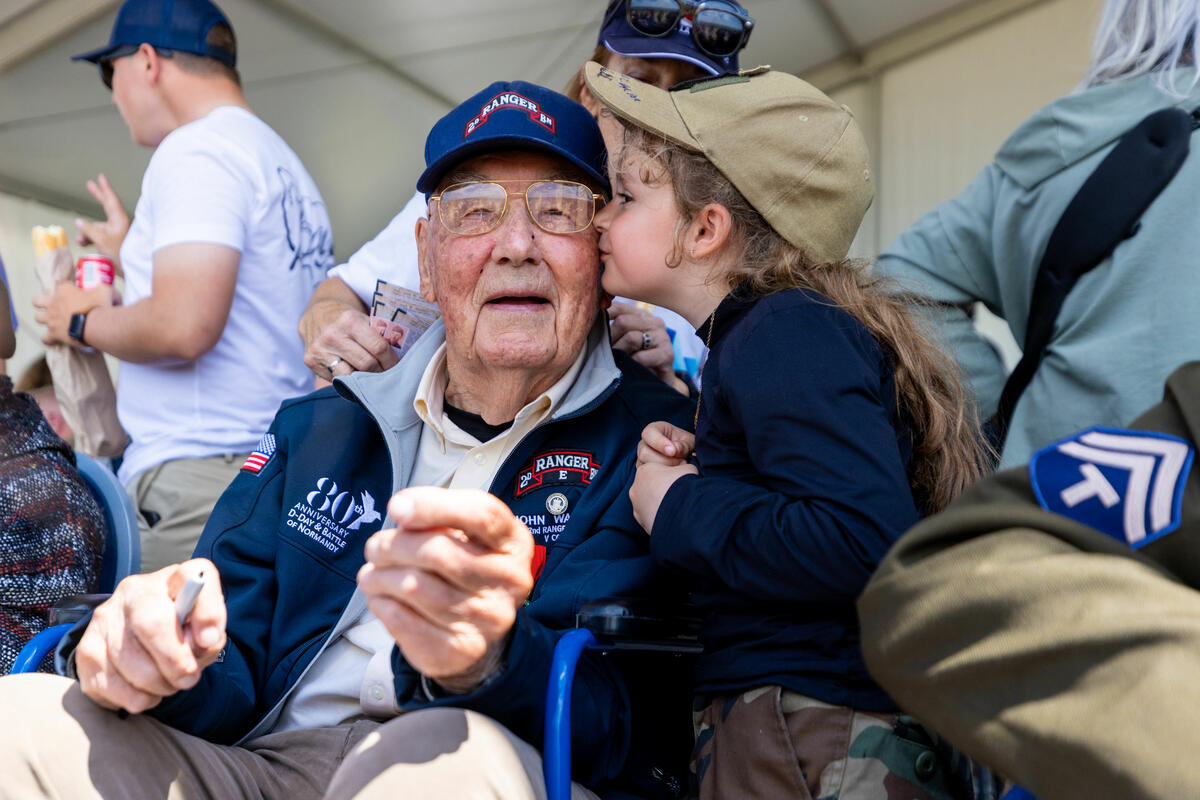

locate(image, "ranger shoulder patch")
[[1030, 426, 1194, 548], [515, 450, 601, 497]]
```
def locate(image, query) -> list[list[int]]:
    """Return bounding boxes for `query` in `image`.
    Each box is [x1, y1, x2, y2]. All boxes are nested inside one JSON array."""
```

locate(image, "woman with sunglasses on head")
[[565, 0, 752, 99], [568, 0, 754, 394], [299, 0, 753, 393]]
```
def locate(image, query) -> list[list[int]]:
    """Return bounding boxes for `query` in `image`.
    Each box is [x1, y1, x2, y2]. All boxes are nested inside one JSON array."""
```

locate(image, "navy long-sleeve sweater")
[[652, 288, 917, 710]]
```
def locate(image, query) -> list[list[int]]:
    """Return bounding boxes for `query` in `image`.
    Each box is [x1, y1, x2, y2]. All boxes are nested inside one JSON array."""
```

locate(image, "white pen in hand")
[[174, 570, 206, 626]]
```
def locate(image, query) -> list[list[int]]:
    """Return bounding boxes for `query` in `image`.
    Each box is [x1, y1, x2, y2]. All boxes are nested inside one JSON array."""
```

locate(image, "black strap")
[[990, 104, 1200, 445]]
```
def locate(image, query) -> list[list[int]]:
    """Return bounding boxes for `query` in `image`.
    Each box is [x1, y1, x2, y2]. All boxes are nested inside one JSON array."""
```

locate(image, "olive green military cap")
[[584, 61, 873, 264]]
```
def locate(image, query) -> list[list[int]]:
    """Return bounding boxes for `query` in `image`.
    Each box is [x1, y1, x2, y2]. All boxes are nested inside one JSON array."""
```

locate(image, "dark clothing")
[[0, 376, 105, 672], [653, 289, 917, 709], [67, 321, 695, 797], [859, 361, 1200, 800], [444, 402, 513, 441]]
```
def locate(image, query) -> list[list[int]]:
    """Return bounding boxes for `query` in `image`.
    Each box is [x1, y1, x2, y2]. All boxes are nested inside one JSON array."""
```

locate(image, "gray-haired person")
[[859, 4, 1200, 799], [873, 0, 1200, 466]]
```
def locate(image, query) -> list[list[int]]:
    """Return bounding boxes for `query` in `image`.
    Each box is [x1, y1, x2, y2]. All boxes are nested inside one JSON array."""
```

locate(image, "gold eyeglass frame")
[[429, 179, 604, 235]]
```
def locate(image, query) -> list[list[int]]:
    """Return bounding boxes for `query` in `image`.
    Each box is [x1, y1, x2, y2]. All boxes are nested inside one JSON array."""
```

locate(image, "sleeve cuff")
[[650, 472, 701, 555], [153, 225, 246, 254]]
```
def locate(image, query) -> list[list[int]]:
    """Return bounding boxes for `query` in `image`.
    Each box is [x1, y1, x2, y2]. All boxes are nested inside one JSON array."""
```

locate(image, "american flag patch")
[[242, 433, 277, 474]]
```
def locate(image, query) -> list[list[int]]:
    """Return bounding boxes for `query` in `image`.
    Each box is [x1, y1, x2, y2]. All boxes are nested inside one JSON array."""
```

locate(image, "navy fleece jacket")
[[652, 289, 917, 710]]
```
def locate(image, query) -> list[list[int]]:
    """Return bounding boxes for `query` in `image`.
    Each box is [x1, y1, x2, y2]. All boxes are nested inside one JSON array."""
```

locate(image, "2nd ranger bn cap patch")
[[1030, 426, 1194, 549]]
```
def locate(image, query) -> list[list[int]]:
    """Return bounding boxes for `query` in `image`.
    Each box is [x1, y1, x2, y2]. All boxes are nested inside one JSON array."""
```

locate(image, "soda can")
[[76, 254, 115, 290]]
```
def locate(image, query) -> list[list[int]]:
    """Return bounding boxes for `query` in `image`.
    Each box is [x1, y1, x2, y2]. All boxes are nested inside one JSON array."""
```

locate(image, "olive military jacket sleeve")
[[857, 361, 1200, 800]]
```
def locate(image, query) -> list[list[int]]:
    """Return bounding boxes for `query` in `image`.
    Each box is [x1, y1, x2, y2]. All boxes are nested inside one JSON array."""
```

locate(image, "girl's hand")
[[630, 460, 698, 534], [637, 421, 695, 467]]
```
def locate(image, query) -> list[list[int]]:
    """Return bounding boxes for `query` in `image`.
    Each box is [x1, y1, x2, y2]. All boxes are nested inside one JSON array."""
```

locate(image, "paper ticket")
[[370, 279, 440, 361]]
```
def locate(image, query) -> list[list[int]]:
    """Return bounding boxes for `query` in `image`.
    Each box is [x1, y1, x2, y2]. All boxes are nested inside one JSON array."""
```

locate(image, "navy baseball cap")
[[71, 0, 236, 67], [599, 0, 744, 76], [417, 81, 608, 195]]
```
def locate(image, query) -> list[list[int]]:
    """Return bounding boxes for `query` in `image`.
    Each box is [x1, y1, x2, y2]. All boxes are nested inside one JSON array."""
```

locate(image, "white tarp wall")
[[1, 0, 1100, 381], [827, 0, 1097, 364]]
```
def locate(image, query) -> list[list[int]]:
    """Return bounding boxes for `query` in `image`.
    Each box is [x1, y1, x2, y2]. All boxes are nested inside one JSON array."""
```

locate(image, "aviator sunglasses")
[[622, 0, 754, 59]]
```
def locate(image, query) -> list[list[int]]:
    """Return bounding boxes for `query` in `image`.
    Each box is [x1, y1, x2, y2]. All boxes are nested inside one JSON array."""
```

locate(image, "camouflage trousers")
[[690, 686, 991, 800]]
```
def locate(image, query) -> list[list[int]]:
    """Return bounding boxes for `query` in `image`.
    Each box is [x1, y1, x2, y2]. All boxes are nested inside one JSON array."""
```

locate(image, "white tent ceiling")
[[1, 0, 996, 257]]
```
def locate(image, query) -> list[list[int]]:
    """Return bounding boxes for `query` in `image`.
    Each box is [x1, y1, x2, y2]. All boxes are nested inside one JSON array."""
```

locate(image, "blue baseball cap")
[[71, 0, 236, 67], [417, 81, 608, 195], [599, 0, 744, 77]]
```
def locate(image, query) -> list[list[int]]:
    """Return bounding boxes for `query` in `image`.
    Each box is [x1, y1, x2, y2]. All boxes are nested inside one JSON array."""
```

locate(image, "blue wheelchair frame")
[[543, 602, 702, 800], [542, 613, 1033, 800], [544, 628, 597, 800]]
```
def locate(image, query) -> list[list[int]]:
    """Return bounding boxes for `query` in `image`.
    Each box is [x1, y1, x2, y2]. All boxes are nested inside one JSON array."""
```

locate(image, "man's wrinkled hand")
[[75, 559, 226, 714], [357, 487, 534, 693]]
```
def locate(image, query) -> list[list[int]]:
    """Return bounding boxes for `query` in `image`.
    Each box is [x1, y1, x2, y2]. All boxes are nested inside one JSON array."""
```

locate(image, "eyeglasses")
[[430, 180, 604, 236], [625, 0, 754, 59], [99, 45, 174, 90]]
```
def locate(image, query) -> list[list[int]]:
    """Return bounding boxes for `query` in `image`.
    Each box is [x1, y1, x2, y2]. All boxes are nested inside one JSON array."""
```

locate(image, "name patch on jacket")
[[515, 450, 601, 497], [285, 477, 383, 554], [1030, 427, 1194, 548]]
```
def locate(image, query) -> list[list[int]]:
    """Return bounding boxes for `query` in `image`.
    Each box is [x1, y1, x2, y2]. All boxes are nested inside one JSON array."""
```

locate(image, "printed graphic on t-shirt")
[[278, 166, 334, 275]]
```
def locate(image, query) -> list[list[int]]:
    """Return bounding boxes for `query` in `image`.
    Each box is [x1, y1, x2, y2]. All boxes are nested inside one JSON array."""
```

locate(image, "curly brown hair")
[[615, 123, 991, 513]]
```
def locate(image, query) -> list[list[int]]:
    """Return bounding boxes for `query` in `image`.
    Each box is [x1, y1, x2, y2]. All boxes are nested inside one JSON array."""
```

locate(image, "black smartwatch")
[[67, 310, 90, 345]]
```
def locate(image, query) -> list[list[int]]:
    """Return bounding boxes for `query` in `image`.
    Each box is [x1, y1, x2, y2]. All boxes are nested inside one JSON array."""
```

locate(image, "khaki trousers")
[[0, 674, 599, 800], [127, 455, 247, 572]]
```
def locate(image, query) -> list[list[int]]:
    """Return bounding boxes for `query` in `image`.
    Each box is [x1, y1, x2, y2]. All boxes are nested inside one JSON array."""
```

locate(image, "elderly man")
[[0, 81, 693, 800], [294, 0, 757, 396]]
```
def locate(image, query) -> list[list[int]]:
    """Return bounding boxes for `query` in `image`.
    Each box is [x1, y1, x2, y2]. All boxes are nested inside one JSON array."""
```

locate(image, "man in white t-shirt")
[[35, 0, 333, 571]]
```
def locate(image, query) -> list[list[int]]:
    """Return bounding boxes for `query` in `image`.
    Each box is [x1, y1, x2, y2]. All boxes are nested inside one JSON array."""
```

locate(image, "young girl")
[[587, 63, 989, 800]]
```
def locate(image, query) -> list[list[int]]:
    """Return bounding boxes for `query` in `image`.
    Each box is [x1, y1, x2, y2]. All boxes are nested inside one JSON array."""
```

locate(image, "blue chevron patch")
[[1030, 427, 1193, 549]]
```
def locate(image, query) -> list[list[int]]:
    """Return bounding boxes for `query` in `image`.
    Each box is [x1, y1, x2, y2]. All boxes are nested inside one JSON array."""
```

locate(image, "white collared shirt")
[[272, 344, 588, 731]]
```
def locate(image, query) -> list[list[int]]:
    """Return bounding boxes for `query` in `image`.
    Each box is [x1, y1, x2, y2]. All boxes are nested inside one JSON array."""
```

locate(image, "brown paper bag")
[[31, 240, 127, 458]]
